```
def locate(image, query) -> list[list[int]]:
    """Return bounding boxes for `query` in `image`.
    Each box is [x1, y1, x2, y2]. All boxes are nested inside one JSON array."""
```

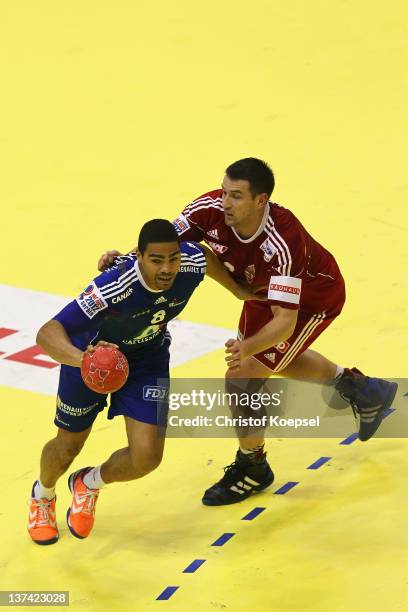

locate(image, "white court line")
[[0, 284, 234, 397]]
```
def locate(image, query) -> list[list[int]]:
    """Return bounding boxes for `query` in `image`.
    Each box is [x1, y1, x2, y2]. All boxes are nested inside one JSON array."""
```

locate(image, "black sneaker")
[[335, 368, 398, 441], [202, 451, 274, 506]]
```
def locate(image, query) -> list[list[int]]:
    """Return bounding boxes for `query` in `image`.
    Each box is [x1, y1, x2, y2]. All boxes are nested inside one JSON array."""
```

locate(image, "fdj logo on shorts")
[[143, 386, 168, 401]]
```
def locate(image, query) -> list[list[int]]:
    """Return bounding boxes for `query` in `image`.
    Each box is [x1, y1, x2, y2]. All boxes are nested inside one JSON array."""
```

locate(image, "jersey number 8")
[[150, 309, 166, 324], [135, 309, 166, 341]]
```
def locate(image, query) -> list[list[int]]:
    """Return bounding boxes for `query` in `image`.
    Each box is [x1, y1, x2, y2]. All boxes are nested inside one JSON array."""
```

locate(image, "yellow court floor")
[[1, 0, 407, 610], [1, 379, 408, 611]]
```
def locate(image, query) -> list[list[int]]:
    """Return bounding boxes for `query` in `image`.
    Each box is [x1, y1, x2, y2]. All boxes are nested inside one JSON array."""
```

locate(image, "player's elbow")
[[36, 319, 61, 348], [36, 323, 48, 348]]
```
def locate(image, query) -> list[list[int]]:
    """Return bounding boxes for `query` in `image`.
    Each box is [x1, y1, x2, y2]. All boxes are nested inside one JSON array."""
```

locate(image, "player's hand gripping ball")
[[81, 346, 129, 394]]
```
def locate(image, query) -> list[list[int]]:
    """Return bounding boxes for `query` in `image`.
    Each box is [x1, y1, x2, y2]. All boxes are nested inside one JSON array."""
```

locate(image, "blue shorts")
[[54, 343, 170, 432]]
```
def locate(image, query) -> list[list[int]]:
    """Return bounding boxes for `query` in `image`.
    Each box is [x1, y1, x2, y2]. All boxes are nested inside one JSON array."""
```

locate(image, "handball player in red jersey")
[[99, 158, 397, 506]]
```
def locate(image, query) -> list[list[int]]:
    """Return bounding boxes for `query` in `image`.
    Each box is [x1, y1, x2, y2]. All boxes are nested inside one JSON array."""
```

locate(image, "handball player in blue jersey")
[[28, 219, 261, 545]]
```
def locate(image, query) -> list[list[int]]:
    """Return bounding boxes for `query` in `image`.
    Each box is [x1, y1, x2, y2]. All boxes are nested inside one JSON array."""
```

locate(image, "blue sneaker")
[[335, 368, 398, 441]]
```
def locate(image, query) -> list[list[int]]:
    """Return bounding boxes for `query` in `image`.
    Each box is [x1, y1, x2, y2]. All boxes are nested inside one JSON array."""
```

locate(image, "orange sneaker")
[[66, 467, 100, 539], [28, 482, 59, 545]]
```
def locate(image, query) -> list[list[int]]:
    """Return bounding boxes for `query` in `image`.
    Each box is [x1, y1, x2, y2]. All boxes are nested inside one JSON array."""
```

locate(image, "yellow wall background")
[[2, 1, 406, 367], [2, 1, 406, 374]]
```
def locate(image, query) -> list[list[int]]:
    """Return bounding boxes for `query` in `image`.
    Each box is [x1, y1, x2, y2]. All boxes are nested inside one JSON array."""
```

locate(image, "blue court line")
[[242, 507, 266, 521], [154, 401, 402, 599], [183, 559, 206, 573], [156, 586, 179, 600], [383, 407, 395, 418], [339, 432, 358, 445], [211, 532, 235, 546], [274, 481, 299, 495], [307, 456, 331, 470]]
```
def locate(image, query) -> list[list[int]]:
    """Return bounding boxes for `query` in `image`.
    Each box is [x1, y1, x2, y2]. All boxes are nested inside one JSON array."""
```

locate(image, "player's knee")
[[59, 442, 85, 462], [55, 429, 88, 459], [224, 372, 267, 417], [129, 447, 163, 477]]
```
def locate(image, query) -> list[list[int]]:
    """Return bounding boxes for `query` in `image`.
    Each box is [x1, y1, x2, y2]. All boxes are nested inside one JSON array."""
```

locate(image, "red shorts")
[[238, 276, 346, 373]]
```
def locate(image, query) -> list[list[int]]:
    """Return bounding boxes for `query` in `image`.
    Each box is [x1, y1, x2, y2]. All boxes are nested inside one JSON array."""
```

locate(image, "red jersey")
[[174, 189, 345, 318]]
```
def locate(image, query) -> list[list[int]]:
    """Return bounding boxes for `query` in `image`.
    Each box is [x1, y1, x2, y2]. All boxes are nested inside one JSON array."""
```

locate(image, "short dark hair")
[[138, 219, 180, 254], [226, 158, 275, 198]]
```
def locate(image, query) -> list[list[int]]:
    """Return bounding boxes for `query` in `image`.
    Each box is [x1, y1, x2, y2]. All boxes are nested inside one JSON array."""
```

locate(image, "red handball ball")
[[81, 346, 129, 394]]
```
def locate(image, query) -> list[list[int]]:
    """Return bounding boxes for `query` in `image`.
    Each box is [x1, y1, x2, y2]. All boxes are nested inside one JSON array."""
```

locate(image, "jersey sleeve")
[[173, 212, 204, 241], [173, 190, 222, 241], [53, 279, 109, 334], [265, 209, 307, 310], [52, 257, 137, 333], [52, 300, 94, 334], [267, 276, 302, 310], [179, 241, 207, 286]]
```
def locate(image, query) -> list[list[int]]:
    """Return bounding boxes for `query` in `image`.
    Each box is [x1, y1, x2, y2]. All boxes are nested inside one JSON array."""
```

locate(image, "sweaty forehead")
[[222, 175, 251, 194], [144, 242, 180, 257]]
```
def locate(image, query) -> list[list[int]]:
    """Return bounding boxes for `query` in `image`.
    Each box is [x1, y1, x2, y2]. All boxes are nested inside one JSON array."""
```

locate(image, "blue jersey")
[[53, 242, 206, 358]]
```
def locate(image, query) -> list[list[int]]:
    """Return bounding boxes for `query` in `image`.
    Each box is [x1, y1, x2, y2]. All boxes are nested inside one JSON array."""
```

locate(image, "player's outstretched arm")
[[36, 320, 118, 367], [225, 305, 298, 370], [202, 245, 266, 302]]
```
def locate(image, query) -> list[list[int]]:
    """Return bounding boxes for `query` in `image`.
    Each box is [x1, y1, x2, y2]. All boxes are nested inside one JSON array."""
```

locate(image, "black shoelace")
[[219, 461, 247, 485]]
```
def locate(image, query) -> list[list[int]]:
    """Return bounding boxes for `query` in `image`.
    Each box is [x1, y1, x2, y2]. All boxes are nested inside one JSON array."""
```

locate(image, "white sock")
[[34, 479, 55, 501], [83, 465, 105, 490], [335, 365, 345, 379]]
